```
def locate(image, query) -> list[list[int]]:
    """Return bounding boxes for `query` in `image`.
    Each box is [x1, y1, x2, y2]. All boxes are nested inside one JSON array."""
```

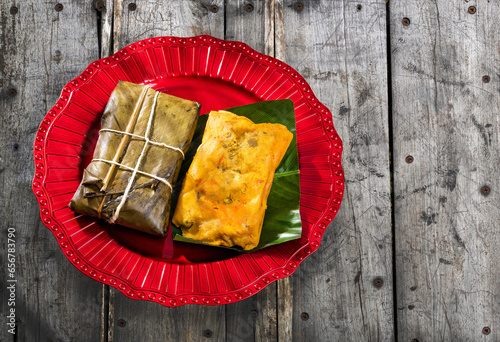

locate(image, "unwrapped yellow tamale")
[[172, 110, 293, 250], [69, 81, 200, 236]]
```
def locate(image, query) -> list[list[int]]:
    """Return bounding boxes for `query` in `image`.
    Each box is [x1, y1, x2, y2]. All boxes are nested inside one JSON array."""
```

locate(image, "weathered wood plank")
[[280, 1, 394, 340], [108, 2, 226, 341], [113, 0, 224, 51], [224, 1, 279, 341], [225, 0, 274, 55], [391, 1, 500, 340], [0, 1, 104, 341]]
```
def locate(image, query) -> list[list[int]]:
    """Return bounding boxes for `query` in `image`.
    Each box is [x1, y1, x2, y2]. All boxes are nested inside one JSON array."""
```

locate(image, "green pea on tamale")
[[69, 81, 200, 236]]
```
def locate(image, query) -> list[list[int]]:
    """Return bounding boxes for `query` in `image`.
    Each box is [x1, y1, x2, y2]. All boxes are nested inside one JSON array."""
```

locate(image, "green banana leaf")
[[171, 99, 301, 252]]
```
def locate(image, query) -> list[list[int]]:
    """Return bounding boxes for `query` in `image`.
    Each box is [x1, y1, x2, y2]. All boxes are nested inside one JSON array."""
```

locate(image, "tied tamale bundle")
[[69, 81, 200, 236]]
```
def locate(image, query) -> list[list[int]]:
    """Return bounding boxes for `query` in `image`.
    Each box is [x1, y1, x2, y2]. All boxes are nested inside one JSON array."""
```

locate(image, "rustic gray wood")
[[280, 1, 394, 340], [0, 1, 104, 341], [225, 0, 275, 55], [107, 2, 227, 341], [14, 0, 500, 340], [113, 0, 225, 52], [391, 1, 500, 341]]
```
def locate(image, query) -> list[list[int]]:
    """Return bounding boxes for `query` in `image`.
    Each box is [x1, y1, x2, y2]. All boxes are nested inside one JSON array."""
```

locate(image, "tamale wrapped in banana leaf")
[[172, 110, 293, 250], [69, 81, 200, 236]]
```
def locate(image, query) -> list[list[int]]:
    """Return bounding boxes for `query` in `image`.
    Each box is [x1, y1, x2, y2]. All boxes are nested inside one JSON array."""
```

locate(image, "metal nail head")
[[55, 3, 63, 12], [251, 309, 258, 317], [405, 155, 414, 164], [481, 186, 491, 196], [210, 5, 219, 13], [117, 319, 126, 327], [483, 327, 491, 335], [373, 278, 383, 288], [468, 6, 476, 14], [294, 2, 304, 12], [203, 329, 213, 338], [402, 17, 410, 26], [10, 6, 18, 15], [8, 88, 17, 97], [300, 312, 309, 321], [245, 4, 254, 12], [95, 0, 105, 12], [356, 4, 362, 11], [128, 3, 137, 11], [482, 75, 491, 83]]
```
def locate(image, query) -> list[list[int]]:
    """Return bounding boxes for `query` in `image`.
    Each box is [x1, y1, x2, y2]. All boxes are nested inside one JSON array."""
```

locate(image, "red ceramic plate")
[[32, 35, 344, 306]]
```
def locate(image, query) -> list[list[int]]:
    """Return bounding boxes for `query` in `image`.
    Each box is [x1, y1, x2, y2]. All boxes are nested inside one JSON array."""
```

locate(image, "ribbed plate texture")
[[32, 35, 344, 306]]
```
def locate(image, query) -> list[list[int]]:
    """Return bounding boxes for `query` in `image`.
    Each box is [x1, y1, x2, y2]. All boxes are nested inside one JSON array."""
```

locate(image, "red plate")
[[32, 35, 344, 306]]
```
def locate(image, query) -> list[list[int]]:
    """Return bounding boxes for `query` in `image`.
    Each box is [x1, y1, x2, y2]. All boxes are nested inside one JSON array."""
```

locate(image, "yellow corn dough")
[[172, 110, 293, 250]]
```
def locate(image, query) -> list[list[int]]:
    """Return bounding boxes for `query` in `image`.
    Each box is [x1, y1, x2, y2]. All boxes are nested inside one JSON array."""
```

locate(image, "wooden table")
[[1, 1, 498, 341]]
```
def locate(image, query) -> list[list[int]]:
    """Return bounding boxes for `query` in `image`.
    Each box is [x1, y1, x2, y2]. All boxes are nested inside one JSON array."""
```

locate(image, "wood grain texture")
[[100, 0, 114, 58], [225, 0, 274, 55], [0, 1, 103, 341], [108, 2, 226, 341], [113, 0, 225, 52], [391, 1, 500, 340], [281, 1, 394, 340]]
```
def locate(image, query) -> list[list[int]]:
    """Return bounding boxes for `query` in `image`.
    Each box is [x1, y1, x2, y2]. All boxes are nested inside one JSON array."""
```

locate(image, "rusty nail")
[[294, 2, 304, 12], [482, 75, 491, 83], [245, 4, 254, 12], [210, 5, 219, 13], [300, 312, 309, 321], [128, 3, 137, 11], [8, 88, 17, 97], [10, 6, 18, 15], [356, 4, 362, 11], [373, 278, 383, 288], [95, 0, 105, 12], [483, 327, 491, 335], [13, 143, 19, 151], [402, 17, 410, 26], [481, 186, 490, 196], [468, 6, 476, 14], [251, 309, 258, 317], [203, 329, 213, 338], [55, 3, 63, 12], [405, 155, 414, 164], [117, 319, 126, 327]]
